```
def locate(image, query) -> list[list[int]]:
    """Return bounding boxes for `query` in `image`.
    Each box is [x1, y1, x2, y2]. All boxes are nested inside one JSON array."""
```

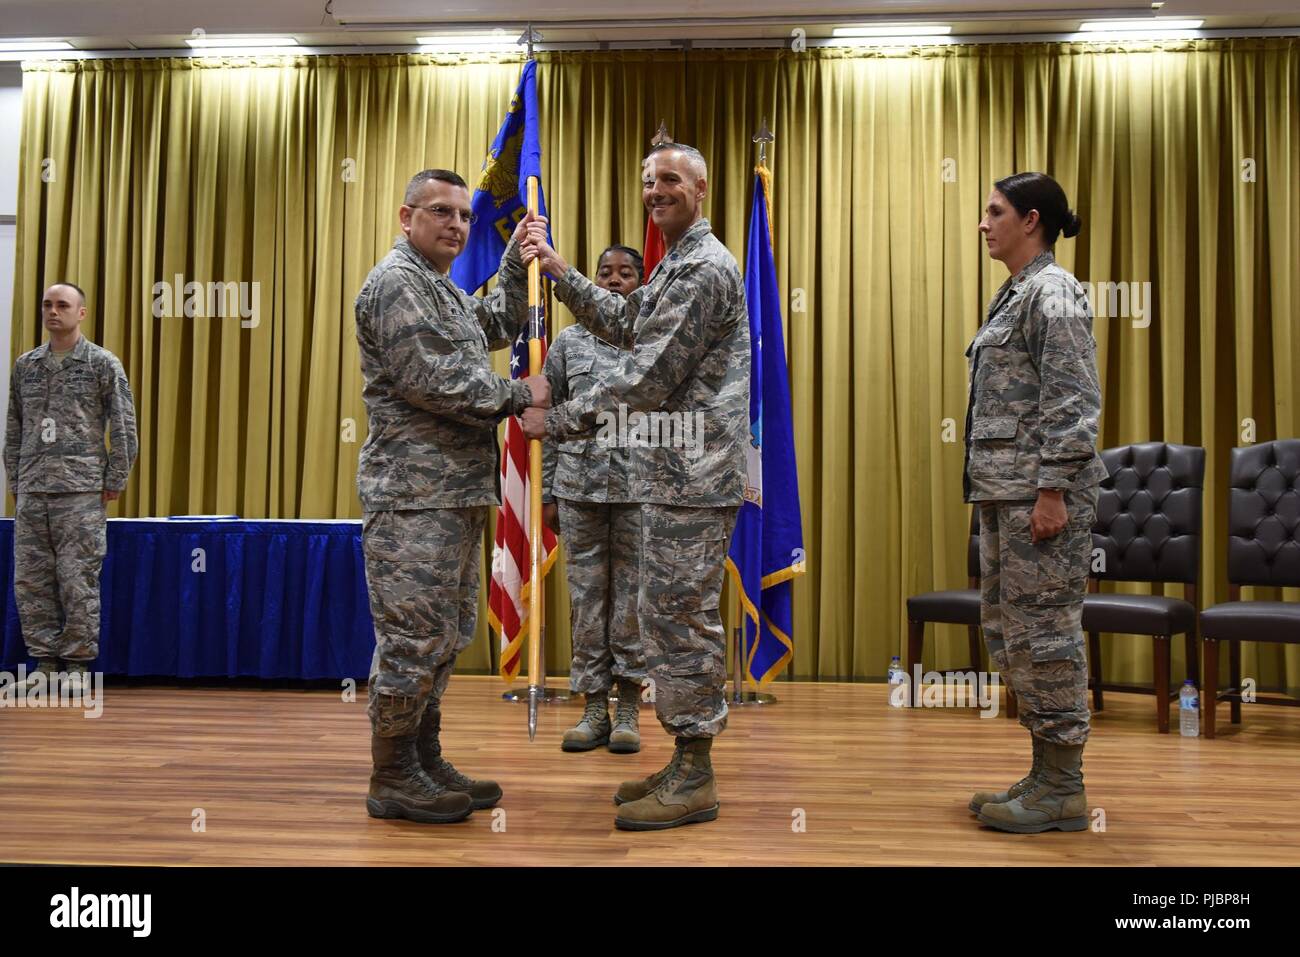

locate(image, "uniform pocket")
[[655, 534, 729, 614], [449, 336, 486, 362], [20, 370, 46, 402], [1029, 639, 1086, 664], [968, 415, 1020, 477], [64, 368, 98, 396], [566, 354, 600, 401], [567, 355, 596, 377], [64, 452, 105, 477], [966, 319, 1017, 357], [970, 416, 1018, 440], [1026, 639, 1087, 701], [1031, 521, 1091, 606], [362, 510, 451, 562]]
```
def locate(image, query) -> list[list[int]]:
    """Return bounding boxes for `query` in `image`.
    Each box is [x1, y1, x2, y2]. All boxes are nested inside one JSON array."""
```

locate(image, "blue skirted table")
[[0, 518, 375, 679]]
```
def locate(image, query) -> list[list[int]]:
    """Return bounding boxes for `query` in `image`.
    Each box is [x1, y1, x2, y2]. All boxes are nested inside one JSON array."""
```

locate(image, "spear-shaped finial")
[[753, 116, 774, 167], [651, 119, 673, 147], [518, 24, 543, 59]]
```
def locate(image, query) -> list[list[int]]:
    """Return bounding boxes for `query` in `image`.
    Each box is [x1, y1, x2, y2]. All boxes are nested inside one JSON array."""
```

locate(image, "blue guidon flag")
[[450, 59, 556, 681], [726, 164, 806, 687], [451, 58, 547, 295]]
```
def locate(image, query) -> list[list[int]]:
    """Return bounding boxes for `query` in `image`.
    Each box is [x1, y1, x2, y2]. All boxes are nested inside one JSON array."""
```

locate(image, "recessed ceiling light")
[[0, 40, 74, 52], [1079, 19, 1203, 31], [416, 33, 520, 51], [185, 36, 299, 48], [832, 25, 952, 37]]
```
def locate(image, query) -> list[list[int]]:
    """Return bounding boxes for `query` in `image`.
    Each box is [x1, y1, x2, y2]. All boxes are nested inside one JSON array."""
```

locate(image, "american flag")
[[488, 327, 558, 681], [643, 217, 665, 281]]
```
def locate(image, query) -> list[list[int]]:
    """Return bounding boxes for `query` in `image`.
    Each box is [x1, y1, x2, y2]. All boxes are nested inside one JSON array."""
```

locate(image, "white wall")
[[0, 62, 23, 502]]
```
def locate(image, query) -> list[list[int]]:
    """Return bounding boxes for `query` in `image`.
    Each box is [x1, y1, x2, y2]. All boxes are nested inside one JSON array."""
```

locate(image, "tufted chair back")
[[1092, 443, 1206, 584], [1226, 440, 1300, 588]]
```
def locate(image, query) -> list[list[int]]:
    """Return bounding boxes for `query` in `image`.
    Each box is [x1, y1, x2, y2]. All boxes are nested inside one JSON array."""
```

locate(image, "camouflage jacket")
[[355, 235, 531, 511], [546, 218, 750, 508], [5, 335, 138, 494], [964, 250, 1108, 502], [540, 324, 634, 504]]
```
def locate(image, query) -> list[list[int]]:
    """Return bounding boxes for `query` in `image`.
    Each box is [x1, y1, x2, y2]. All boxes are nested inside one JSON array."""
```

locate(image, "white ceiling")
[[0, 0, 1297, 49]]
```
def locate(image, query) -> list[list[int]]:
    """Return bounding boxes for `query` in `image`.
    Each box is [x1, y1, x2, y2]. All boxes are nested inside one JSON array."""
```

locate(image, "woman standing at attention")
[[964, 172, 1108, 834]]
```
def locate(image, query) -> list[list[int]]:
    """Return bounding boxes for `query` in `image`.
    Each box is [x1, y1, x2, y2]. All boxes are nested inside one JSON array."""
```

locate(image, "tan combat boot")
[[978, 740, 1088, 833], [612, 748, 682, 806], [608, 679, 642, 754], [562, 691, 611, 752], [614, 737, 719, 831], [366, 734, 474, 824], [418, 702, 502, 809], [1, 658, 58, 701], [63, 661, 92, 695], [969, 733, 1043, 814]]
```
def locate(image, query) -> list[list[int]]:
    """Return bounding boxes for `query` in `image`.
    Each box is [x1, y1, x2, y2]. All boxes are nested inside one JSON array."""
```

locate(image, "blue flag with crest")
[[726, 166, 805, 686], [451, 59, 546, 295]]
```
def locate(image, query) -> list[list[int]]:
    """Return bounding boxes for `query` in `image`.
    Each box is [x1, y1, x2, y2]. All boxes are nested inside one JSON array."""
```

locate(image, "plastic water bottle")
[[1179, 680, 1200, 737], [887, 656, 907, 707]]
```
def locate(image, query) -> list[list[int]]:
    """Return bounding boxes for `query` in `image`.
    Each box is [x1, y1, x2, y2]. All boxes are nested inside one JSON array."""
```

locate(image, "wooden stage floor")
[[2, 676, 1298, 866]]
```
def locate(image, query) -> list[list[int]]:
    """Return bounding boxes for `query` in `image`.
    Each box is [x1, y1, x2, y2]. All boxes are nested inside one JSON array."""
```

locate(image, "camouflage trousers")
[[639, 503, 739, 739], [557, 498, 646, 694], [13, 491, 107, 662], [362, 506, 486, 737], [978, 486, 1099, 745]]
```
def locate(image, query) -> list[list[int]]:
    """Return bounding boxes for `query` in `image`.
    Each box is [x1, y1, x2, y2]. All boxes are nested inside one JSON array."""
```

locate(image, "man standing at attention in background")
[[4, 282, 138, 695]]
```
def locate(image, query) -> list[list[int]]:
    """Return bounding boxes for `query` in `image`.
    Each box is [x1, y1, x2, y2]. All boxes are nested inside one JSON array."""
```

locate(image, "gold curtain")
[[12, 41, 1300, 689]]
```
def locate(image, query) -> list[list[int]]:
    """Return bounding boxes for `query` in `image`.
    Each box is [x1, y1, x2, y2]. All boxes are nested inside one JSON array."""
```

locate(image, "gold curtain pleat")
[[11, 41, 1300, 690]]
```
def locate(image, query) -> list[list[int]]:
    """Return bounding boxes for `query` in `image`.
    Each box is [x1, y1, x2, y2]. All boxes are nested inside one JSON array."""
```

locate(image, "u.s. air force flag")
[[725, 164, 805, 687]]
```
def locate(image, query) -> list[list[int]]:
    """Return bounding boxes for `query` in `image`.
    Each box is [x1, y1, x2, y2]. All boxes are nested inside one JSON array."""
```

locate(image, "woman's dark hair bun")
[[994, 172, 1080, 244]]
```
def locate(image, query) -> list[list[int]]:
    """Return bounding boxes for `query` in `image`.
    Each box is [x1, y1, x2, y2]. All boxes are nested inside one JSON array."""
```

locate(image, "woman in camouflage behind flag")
[[964, 172, 1107, 834], [541, 245, 648, 754]]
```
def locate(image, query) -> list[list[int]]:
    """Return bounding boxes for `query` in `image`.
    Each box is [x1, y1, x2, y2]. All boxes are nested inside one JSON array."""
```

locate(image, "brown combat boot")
[[562, 691, 611, 752], [614, 737, 719, 831], [978, 740, 1088, 833], [417, 702, 502, 809], [608, 679, 642, 754], [969, 733, 1043, 814], [612, 748, 682, 806], [367, 734, 474, 824]]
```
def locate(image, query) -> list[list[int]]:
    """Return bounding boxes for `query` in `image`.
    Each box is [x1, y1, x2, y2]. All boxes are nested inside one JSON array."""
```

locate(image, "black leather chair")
[[1085, 443, 1205, 733], [905, 509, 1017, 718], [1201, 440, 1300, 738]]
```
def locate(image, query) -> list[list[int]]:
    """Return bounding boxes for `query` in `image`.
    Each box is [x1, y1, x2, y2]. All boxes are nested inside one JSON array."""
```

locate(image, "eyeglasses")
[[409, 204, 478, 225]]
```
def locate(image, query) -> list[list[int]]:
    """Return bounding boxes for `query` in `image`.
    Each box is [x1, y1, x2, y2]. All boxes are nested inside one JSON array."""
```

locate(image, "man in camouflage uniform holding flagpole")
[[521, 143, 750, 830], [355, 169, 551, 825]]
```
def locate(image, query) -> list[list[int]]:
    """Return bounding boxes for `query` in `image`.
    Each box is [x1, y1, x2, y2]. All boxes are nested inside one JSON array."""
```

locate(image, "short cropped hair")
[[644, 142, 707, 181], [404, 168, 469, 205], [46, 282, 86, 306], [597, 245, 645, 283]]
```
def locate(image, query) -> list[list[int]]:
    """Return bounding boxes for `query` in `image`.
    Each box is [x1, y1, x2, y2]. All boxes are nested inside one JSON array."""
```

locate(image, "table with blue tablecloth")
[[0, 518, 375, 679]]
